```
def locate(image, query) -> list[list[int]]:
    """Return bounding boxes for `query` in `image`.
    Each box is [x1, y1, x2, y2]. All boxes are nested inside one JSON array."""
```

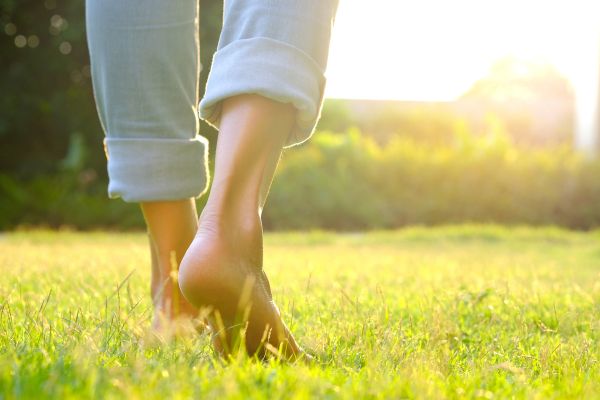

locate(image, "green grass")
[[0, 225, 599, 399]]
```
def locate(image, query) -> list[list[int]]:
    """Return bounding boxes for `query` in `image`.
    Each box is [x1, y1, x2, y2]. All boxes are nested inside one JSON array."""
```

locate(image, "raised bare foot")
[[178, 207, 303, 359], [178, 94, 306, 360]]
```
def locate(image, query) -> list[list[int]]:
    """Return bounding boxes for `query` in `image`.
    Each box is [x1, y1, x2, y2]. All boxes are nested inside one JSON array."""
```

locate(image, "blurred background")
[[1, 0, 599, 230]]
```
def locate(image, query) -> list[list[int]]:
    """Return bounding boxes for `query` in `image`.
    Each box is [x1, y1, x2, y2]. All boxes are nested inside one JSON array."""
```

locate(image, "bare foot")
[[178, 94, 306, 360], [150, 272, 207, 340], [146, 225, 203, 336], [178, 207, 303, 359]]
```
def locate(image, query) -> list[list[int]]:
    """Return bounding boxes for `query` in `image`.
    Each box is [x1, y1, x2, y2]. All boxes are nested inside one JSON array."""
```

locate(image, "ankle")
[[199, 191, 262, 234], [205, 174, 262, 213], [195, 205, 263, 264]]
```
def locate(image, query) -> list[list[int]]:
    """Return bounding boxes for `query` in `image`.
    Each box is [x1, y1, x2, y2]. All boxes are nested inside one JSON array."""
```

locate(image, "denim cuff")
[[199, 37, 326, 148], [103, 136, 209, 202]]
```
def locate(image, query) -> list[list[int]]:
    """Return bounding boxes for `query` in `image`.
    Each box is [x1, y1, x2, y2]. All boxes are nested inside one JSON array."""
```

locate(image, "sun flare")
[[325, 0, 600, 101]]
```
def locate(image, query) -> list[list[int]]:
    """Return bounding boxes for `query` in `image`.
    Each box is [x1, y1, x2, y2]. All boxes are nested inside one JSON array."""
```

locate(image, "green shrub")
[[263, 127, 600, 230], [4, 125, 600, 230]]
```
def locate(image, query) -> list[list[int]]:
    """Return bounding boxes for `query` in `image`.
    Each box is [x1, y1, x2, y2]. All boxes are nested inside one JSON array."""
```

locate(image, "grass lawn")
[[0, 225, 599, 399]]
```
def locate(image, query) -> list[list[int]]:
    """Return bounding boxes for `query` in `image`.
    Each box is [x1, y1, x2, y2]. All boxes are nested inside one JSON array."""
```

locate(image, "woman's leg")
[[142, 199, 199, 328], [180, 0, 339, 358], [86, 0, 209, 327], [179, 95, 298, 357]]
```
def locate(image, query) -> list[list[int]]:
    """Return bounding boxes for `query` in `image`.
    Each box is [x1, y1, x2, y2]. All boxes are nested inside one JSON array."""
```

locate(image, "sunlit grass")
[[0, 225, 599, 398]]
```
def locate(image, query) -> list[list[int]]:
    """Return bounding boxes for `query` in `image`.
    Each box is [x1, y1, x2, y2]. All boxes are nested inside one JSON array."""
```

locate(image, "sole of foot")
[[178, 228, 306, 361]]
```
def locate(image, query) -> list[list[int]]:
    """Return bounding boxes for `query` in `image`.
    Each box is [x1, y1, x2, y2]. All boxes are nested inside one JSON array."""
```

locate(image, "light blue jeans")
[[86, 0, 338, 202]]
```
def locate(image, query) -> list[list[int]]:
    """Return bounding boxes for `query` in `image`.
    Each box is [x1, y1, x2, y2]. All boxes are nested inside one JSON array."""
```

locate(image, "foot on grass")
[[178, 207, 305, 360], [150, 277, 205, 339]]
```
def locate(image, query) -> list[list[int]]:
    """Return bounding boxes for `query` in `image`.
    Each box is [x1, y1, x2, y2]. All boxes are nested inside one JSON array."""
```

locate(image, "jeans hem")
[[103, 136, 209, 202], [199, 37, 327, 148]]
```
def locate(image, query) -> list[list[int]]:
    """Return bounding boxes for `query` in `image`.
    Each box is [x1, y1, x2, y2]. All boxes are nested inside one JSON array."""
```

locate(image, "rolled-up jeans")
[[86, 0, 338, 202]]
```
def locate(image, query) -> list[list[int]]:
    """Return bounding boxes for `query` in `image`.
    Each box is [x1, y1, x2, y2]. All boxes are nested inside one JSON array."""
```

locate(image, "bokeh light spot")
[[4, 23, 16, 36], [14, 35, 27, 48], [59, 41, 72, 55], [50, 14, 63, 28], [27, 35, 40, 48]]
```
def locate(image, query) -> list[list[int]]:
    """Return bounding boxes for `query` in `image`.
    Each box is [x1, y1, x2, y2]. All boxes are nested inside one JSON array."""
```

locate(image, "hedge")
[[3, 127, 600, 230]]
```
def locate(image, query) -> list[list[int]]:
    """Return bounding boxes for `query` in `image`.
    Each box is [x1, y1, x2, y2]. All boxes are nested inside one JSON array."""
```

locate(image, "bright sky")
[[324, 0, 600, 101]]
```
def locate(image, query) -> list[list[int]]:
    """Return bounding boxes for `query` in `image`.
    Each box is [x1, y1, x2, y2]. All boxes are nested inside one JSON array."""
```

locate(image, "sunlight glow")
[[325, 0, 600, 101]]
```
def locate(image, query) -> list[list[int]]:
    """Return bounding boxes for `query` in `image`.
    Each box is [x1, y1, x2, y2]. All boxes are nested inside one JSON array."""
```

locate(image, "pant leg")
[[199, 0, 339, 148], [86, 0, 209, 202]]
